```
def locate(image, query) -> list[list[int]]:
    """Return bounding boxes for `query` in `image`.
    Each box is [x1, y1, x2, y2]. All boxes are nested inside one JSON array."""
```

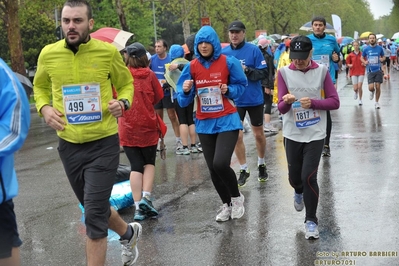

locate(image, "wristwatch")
[[119, 99, 130, 111]]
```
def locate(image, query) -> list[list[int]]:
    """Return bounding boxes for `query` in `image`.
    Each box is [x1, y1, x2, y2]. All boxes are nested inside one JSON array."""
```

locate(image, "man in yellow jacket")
[[33, 1, 141, 265]]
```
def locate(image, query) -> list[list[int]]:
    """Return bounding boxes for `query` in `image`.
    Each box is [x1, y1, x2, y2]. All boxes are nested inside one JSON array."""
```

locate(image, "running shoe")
[[305, 221, 319, 240], [196, 143, 203, 152], [237, 169, 250, 187], [215, 203, 231, 222], [133, 209, 146, 221], [120, 222, 142, 265], [138, 196, 158, 217], [175, 140, 183, 151], [231, 192, 245, 219], [354, 91, 358, 100], [358, 100, 363, 106], [258, 164, 269, 182], [375, 102, 380, 109], [176, 147, 190, 155], [369, 90, 375, 100], [263, 123, 278, 132], [190, 146, 199, 153], [294, 192, 304, 212], [322, 145, 331, 157]]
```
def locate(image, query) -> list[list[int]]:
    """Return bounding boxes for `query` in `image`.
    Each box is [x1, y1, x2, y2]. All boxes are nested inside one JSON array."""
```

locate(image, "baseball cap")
[[126, 42, 147, 58], [228, 21, 246, 31], [289, 36, 313, 60]]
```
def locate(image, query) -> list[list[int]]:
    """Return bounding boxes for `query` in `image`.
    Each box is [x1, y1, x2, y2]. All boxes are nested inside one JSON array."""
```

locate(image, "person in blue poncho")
[[176, 25, 247, 222], [0, 58, 30, 265]]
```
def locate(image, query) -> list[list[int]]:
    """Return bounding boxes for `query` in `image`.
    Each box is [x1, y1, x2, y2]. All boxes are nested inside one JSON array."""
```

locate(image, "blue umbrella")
[[337, 36, 354, 46], [299, 21, 336, 33]]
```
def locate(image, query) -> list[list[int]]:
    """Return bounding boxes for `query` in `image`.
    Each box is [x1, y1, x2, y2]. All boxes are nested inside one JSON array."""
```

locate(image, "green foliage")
[[19, 8, 58, 69], [0, 0, 398, 67], [92, 0, 156, 47]]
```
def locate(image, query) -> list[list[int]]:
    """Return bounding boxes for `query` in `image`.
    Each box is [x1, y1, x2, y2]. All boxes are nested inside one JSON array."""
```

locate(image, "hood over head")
[[194, 26, 221, 62], [169, 44, 185, 61]]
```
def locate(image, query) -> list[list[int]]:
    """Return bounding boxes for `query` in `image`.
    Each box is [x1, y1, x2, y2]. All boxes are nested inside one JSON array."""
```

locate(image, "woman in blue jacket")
[[176, 26, 247, 222]]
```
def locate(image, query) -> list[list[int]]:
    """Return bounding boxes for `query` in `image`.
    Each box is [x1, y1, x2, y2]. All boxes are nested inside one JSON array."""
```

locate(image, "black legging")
[[198, 131, 240, 204], [284, 138, 324, 224], [263, 92, 272, 115], [175, 100, 194, 125], [325, 111, 332, 146]]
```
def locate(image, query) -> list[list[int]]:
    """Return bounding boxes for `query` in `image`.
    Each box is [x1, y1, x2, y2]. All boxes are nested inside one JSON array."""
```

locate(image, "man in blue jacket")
[[308, 16, 340, 157], [222, 21, 269, 186], [0, 58, 31, 266]]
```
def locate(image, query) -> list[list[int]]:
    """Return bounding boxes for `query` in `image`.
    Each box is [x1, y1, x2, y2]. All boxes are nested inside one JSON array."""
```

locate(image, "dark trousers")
[[284, 138, 324, 224], [199, 131, 240, 204]]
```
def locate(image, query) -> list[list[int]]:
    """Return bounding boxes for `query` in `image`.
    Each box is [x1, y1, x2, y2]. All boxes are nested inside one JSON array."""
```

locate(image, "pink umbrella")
[[91, 27, 133, 51]]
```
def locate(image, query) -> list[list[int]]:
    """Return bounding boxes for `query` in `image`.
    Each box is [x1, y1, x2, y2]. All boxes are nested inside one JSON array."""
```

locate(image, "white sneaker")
[[369, 90, 375, 100], [354, 91, 358, 100], [243, 119, 251, 133], [294, 192, 304, 212], [190, 146, 199, 153], [176, 147, 190, 155], [120, 222, 142, 266], [231, 192, 245, 219], [305, 221, 319, 240], [215, 203, 231, 222], [375, 102, 380, 109], [175, 140, 183, 153], [263, 123, 278, 132], [358, 100, 363, 106]]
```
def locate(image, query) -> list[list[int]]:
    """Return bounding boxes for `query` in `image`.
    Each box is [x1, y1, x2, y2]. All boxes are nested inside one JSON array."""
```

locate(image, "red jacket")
[[118, 67, 164, 147], [346, 51, 366, 77]]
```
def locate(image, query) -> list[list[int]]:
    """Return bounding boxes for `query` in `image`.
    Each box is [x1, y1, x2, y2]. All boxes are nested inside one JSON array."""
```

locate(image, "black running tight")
[[325, 110, 332, 146], [198, 131, 240, 204], [284, 138, 324, 224]]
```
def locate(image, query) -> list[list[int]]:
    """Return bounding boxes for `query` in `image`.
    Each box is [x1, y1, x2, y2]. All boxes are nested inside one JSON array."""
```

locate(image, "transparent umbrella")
[[299, 21, 336, 33]]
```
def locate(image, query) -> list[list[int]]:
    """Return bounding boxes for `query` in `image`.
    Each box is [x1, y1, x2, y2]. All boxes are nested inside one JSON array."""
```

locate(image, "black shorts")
[[367, 71, 383, 84], [175, 100, 195, 125], [123, 145, 157, 174], [0, 200, 22, 259], [384, 57, 390, 67], [58, 134, 119, 239], [154, 93, 175, 109], [237, 104, 264, 127]]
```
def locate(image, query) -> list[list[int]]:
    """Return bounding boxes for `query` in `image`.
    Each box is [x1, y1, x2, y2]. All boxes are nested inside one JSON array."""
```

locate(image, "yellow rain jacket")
[[34, 38, 133, 144], [273, 50, 291, 103]]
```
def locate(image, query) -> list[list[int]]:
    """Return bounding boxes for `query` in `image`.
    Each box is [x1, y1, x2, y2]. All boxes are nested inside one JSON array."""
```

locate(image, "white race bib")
[[198, 86, 224, 113], [292, 101, 320, 128], [62, 83, 102, 124], [312, 54, 330, 69]]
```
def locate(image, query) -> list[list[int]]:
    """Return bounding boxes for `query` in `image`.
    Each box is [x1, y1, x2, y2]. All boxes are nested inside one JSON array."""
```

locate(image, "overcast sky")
[[367, 0, 394, 19]]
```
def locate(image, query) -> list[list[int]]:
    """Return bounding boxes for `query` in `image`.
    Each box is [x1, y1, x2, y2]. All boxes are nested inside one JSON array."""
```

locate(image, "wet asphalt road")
[[14, 71, 399, 266]]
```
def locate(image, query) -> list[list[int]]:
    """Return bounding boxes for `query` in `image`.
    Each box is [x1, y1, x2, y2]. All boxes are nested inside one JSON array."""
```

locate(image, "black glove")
[[162, 82, 171, 90]]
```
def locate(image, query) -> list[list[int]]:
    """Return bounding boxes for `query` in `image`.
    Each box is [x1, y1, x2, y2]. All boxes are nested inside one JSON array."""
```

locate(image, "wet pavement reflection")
[[14, 71, 399, 265]]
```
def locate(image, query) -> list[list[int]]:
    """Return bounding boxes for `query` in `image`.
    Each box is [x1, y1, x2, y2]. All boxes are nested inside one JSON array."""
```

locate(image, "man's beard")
[[64, 29, 90, 47]]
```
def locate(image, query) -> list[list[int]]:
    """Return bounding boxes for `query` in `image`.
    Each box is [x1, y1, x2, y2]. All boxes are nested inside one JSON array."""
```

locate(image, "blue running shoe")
[[138, 196, 158, 217]]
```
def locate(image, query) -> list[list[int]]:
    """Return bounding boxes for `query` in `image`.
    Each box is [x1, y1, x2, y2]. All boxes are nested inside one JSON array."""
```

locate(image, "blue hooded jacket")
[[169, 45, 185, 61], [0, 58, 30, 204], [176, 26, 247, 134]]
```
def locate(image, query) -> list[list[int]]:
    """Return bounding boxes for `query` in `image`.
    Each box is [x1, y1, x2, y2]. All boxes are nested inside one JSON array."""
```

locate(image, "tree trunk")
[[181, 0, 191, 41], [4, 0, 26, 75], [115, 0, 129, 31]]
